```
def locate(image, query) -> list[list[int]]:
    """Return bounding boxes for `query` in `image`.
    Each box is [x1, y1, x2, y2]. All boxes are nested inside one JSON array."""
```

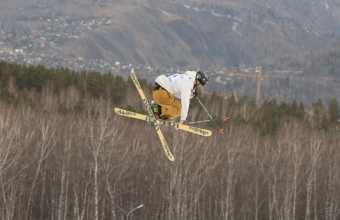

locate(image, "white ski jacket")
[[155, 71, 196, 121]]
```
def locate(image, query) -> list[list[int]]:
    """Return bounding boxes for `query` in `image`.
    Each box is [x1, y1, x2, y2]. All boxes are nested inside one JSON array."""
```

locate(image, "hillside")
[[71, 0, 339, 68], [1, 0, 340, 104], [2, 0, 340, 70], [58, 0, 339, 68]]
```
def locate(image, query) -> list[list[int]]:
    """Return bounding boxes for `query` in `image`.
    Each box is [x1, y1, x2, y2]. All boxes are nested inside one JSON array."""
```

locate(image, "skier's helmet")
[[196, 71, 209, 85]]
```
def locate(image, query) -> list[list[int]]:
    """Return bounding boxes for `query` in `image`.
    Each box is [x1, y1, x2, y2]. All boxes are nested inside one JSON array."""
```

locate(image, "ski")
[[129, 69, 174, 161], [115, 108, 212, 137]]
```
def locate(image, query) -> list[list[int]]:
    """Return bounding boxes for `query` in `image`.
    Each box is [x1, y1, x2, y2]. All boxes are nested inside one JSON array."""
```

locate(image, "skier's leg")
[[161, 97, 181, 120], [153, 89, 181, 119]]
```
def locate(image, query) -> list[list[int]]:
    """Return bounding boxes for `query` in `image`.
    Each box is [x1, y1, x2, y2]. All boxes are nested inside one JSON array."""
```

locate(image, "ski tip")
[[223, 116, 228, 121], [218, 129, 224, 134]]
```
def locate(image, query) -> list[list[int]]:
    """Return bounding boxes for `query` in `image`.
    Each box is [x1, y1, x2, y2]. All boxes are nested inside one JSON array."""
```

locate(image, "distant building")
[[32, 31, 40, 37]]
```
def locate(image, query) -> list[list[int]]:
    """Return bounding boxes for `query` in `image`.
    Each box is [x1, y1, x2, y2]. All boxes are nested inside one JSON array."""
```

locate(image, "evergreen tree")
[[257, 99, 281, 135], [291, 100, 298, 115], [280, 101, 290, 117], [0, 61, 15, 88], [53, 67, 78, 92], [0, 87, 16, 104], [321, 113, 329, 132], [87, 71, 105, 97], [328, 98, 339, 125], [113, 75, 128, 104], [312, 98, 323, 129], [228, 94, 237, 107], [296, 102, 305, 120]]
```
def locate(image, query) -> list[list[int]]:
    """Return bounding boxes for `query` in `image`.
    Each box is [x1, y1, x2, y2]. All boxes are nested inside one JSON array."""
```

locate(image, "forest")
[[0, 61, 339, 219]]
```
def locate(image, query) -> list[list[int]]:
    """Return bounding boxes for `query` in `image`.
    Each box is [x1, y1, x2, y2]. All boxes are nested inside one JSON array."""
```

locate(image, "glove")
[[192, 89, 198, 97], [180, 120, 186, 125], [176, 120, 186, 130]]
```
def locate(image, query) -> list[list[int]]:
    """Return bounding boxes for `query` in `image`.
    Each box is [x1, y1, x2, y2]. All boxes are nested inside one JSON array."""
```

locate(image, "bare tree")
[[76, 99, 119, 220], [324, 136, 340, 220], [24, 111, 59, 220], [101, 117, 130, 220], [263, 137, 282, 220], [0, 105, 34, 220], [304, 133, 325, 220]]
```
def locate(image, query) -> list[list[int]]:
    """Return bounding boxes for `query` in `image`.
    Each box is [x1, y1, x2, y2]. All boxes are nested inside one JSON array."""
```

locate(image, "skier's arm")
[[180, 81, 194, 121]]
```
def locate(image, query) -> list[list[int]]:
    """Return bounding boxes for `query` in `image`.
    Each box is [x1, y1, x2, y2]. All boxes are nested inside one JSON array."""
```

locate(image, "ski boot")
[[150, 101, 171, 121], [150, 101, 161, 120], [159, 115, 171, 121]]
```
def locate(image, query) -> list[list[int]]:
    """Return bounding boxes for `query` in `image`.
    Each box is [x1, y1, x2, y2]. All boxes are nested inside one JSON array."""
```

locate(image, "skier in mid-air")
[[151, 71, 209, 124]]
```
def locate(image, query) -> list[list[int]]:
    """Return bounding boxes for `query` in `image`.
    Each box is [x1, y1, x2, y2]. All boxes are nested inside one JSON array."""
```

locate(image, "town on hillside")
[[1, 14, 303, 97]]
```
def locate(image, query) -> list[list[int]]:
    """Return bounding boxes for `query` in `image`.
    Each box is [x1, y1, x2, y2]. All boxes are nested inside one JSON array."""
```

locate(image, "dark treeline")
[[1, 61, 339, 135], [0, 61, 340, 219]]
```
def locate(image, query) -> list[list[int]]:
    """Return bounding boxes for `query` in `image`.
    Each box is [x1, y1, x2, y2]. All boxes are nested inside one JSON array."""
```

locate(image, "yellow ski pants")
[[152, 87, 181, 120]]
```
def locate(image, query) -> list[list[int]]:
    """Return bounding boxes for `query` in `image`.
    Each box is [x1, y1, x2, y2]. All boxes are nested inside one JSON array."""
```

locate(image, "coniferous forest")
[[0, 61, 340, 219]]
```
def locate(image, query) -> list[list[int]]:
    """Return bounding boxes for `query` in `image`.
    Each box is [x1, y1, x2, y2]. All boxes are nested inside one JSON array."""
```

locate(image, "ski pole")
[[188, 119, 213, 124], [188, 116, 228, 125], [195, 96, 226, 133]]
